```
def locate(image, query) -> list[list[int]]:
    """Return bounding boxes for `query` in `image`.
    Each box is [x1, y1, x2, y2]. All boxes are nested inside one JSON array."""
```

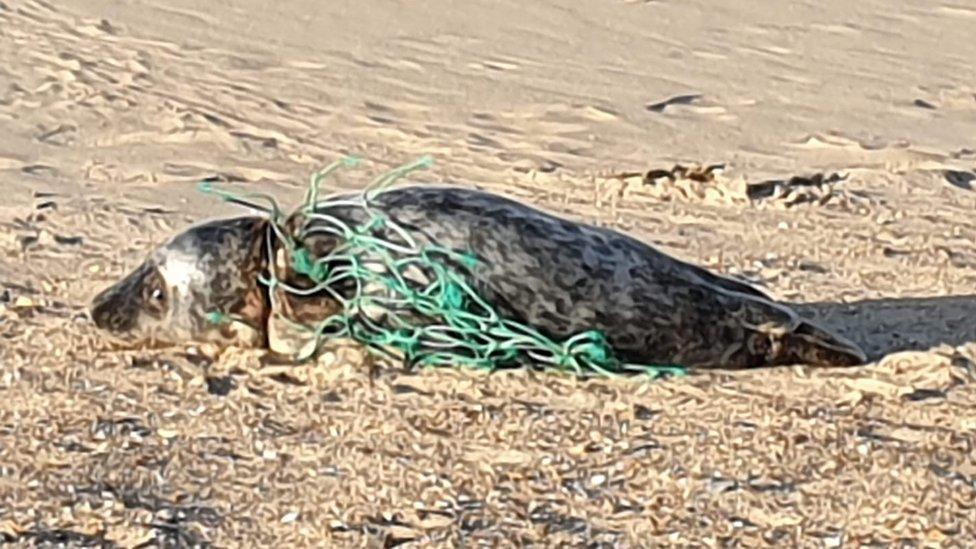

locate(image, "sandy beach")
[[1, 0, 975, 545]]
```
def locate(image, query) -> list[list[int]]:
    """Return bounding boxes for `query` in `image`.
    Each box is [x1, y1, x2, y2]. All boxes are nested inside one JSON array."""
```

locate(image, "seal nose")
[[89, 292, 112, 329], [89, 259, 158, 333], [89, 287, 136, 332]]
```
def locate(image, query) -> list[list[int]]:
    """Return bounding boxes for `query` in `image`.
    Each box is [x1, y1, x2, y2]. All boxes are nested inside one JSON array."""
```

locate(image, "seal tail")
[[777, 318, 867, 367]]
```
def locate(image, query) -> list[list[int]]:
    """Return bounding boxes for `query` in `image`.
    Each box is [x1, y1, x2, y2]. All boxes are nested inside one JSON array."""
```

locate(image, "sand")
[[1, 0, 975, 545]]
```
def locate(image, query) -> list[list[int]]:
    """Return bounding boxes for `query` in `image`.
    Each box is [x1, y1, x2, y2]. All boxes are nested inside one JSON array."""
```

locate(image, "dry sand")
[[2, 0, 976, 546]]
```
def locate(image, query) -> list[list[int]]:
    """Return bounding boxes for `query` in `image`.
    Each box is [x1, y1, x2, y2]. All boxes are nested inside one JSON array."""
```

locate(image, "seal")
[[89, 215, 270, 349], [90, 185, 867, 369]]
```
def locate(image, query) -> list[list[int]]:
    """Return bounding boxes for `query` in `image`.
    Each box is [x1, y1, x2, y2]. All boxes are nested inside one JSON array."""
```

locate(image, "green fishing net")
[[200, 156, 686, 379]]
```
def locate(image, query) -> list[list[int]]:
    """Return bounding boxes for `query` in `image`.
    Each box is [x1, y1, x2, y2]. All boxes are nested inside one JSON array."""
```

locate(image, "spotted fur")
[[90, 186, 867, 368], [90, 216, 269, 348]]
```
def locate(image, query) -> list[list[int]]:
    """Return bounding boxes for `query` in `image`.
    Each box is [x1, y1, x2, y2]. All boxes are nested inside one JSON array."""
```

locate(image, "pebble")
[[157, 428, 179, 439], [281, 511, 299, 524]]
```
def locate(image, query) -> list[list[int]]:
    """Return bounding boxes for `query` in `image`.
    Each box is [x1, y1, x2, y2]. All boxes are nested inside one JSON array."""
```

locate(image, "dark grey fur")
[[90, 216, 269, 347], [91, 185, 867, 369], [288, 185, 866, 368]]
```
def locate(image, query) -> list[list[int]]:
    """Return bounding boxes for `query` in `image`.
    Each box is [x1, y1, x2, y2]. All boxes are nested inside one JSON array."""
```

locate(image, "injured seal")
[[90, 185, 867, 369]]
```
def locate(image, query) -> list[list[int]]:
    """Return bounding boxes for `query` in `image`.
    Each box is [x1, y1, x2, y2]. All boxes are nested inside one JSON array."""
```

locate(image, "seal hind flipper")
[[690, 289, 867, 369], [777, 318, 867, 367]]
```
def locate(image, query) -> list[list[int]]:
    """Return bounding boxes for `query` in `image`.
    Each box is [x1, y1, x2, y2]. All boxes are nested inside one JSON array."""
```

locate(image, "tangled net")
[[200, 156, 685, 379]]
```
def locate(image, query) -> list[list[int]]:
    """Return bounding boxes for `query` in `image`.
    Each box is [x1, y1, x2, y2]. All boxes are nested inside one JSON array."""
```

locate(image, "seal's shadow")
[[788, 295, 976, 360]]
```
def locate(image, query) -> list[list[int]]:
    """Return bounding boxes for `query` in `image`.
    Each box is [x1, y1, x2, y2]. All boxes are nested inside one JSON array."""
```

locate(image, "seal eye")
[[142, 272, 168, 316]]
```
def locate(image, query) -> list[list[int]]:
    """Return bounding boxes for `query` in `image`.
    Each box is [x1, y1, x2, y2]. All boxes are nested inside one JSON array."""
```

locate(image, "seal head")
[[90, 216, 270, 348]]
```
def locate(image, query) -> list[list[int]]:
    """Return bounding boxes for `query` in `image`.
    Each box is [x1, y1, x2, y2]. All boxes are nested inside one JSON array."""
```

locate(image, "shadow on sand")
[[789, 294, 976, 361]]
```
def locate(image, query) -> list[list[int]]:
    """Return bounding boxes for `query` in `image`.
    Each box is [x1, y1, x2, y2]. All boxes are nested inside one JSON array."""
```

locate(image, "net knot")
[[291, 247, 329, 282], [205, 311, 228, 325]]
